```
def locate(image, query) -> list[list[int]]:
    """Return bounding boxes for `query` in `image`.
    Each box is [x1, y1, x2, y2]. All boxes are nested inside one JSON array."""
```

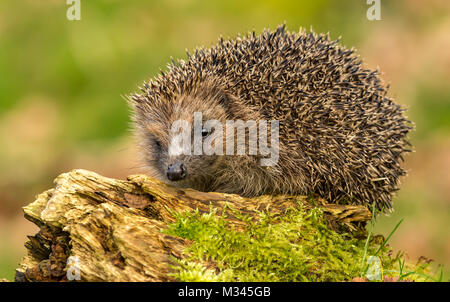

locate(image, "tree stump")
[[14, 169, 371, 282]]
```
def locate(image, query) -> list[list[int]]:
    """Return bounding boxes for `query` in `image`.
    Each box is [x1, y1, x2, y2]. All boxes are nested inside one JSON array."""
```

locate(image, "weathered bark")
[[15, 169, 371, 282]]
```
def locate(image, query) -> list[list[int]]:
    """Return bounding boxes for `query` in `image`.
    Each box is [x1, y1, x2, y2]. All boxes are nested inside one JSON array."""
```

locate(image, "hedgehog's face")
[[134, 90, 232, 190]]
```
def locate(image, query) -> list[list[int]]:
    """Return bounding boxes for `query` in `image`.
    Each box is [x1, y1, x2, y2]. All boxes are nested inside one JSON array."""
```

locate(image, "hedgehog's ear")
[[217, 92, 237, 119], [217, 91, 256, 120]]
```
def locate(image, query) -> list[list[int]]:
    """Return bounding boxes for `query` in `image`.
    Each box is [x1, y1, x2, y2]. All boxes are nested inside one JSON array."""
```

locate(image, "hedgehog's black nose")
[[167, 163, 187, 181]]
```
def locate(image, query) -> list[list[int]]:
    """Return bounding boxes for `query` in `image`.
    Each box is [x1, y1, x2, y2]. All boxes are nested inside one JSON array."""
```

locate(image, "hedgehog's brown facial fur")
[[131, 83, 240, 191], [131, 79, 275, 196]]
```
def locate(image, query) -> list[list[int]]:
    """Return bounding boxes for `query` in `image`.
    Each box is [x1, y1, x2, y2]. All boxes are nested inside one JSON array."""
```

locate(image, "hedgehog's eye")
[[201, 128, 212, 138], [154, 139, 162, 149]]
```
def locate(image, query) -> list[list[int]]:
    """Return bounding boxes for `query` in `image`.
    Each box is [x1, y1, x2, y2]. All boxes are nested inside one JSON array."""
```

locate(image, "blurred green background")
[[1, 0, 449, 281]]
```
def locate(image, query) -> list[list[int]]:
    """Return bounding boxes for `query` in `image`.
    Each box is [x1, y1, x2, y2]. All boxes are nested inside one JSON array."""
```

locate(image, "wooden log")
[[14, 169, 371, 282]]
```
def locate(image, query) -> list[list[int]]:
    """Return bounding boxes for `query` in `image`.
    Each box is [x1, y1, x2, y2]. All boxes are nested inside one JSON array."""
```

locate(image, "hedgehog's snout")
[[167, 162, 187, 181]]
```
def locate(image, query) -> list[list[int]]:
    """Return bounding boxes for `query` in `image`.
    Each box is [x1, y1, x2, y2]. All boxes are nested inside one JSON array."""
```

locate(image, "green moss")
[[163, 203, 438, 282]]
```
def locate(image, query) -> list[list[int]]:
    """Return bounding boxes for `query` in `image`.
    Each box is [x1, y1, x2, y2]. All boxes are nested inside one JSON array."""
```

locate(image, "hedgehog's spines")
[[133, 25, 412, 211]]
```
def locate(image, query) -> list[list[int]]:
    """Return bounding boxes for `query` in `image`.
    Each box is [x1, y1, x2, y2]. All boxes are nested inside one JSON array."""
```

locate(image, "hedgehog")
[[129, 24, 413, 211]]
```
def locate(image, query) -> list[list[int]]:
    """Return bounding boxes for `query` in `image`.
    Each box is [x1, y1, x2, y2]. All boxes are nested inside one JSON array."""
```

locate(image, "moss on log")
[[15, 169, 373, 282]]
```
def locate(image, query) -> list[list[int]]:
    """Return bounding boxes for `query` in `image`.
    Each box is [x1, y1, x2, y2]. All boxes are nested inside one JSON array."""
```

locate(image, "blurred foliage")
[[413, 85, 450, 139], [0, 0, 449, 281]]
